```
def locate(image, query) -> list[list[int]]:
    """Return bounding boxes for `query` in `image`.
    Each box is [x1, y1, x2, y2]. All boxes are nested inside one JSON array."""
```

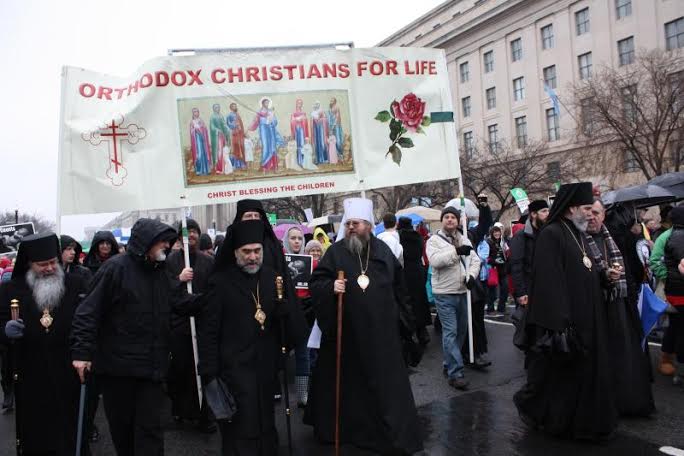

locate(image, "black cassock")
[[514, 220, 618, 440], [198, 264, 306, 455], [399, 229, 432, 329], [166, 249, 214, 420], [0, 274, 87, 455], [304, 237, 423, 454]]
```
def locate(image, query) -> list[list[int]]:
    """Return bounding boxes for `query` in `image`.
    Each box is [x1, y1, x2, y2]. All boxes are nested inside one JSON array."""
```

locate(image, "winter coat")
[[71, 218, 204, 381], [60, 235, 93, 286], [664, 225, 684, 306], [83, 231, 120, 275], [509, 219, 539, 298], [426, 230, 480, 295]]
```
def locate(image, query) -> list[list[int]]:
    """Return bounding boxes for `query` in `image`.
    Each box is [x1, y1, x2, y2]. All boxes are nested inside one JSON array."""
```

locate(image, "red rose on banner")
[[391, 94, 426, 133], [375, 93, 431, 165]]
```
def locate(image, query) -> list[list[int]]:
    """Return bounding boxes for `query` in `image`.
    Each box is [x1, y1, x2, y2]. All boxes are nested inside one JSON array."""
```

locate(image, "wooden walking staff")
[[10, 299, 22, 455], [334, 270, 345, 456], [180, 209, 203, 408], [275, 276, 293, 456]]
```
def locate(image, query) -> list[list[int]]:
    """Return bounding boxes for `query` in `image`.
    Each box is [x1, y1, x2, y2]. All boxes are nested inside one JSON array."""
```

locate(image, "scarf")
[[585, 225, 628, 298]]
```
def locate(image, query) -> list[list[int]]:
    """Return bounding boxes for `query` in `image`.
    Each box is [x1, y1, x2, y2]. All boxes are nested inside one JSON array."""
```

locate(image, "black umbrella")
[[648, 172, 684, 199], [602, 184, 676, 208]]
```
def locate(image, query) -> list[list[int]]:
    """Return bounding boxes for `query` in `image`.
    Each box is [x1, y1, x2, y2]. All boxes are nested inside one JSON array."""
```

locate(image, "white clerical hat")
[[336, 198, 375, 242]]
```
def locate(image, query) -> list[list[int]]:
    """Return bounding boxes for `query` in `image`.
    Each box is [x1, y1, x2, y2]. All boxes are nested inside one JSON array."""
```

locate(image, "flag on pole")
[[637, 283, 668, 350], [544, 83, 560, 115]]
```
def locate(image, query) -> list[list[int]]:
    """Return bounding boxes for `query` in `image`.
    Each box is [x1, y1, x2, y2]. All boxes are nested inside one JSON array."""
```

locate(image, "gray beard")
[[236, 256, 262, 275], [570, 212, 589, 233], [26, 268, 65, 311], [344, 234, 369, 257]]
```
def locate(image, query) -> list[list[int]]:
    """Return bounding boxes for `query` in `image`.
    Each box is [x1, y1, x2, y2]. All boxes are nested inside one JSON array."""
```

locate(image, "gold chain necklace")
[[251, 281, 266, 330], [562, 220, 593, 270], [357, 243, 371, 292]]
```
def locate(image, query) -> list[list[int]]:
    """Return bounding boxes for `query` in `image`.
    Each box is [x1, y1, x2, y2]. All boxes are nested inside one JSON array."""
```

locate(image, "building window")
[[463, 131, 474, 159], [547, 161, 561, 182], [546, 108, 560, 141], [513, 77, 525, 101], [541, 24, 554, 50], [618, 36, 635, 66], [459, 62, 470, 83], [484, 50, 494, 73], [576, 8, 590, 36], [578, 52, 593, 80], [488, 124, 499, 153], [543, 65, 557, 89], [616, 0, 631, 19], [486, 87, 496, 109], [580, 97, 595, 135], [462, 96, 471, 118], [622, 84, 637, 123], [623, 150, 640, 172], [511, 38, 523, 62], [665, 17, 684, 51], [515, 116, 528, 148]]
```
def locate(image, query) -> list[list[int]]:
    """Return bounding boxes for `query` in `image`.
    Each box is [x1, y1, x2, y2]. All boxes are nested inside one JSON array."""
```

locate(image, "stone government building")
[[378, 0, 684, 202]]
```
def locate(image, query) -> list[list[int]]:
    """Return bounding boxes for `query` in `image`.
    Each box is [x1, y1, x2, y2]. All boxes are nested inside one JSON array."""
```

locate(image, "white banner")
[[58, 47, 460, 216]]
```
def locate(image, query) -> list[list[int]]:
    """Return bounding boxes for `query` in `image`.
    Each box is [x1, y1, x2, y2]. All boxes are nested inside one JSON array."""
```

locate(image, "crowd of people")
[[0, 183, 681, 455]]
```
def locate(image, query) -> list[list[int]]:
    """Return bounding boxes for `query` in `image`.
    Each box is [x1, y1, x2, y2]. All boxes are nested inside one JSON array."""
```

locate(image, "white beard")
[[26, 267, 65, 311], [155, 250, 167, 262], [570, 212, 589, 232]]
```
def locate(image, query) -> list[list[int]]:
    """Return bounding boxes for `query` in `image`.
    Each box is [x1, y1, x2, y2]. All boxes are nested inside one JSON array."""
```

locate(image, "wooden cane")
[[334, 271, 345, 456], [10, 299, 21, 455], [275, 276, 293, 456]]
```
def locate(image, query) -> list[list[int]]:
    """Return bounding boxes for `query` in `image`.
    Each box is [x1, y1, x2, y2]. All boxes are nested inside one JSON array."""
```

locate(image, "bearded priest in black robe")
[[198, 220, 307, 455], [0, 233, 88, 455], [514, 182, 620, 441], [305, 198, 423, 455]]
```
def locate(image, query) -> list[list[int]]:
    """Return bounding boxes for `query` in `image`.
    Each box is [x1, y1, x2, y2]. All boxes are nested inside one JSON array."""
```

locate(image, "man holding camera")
[[426, 207, 481, 390]]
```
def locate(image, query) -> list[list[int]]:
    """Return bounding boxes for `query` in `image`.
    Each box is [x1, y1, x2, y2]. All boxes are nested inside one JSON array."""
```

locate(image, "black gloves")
[[466, 276, 475, 290], [456, 245, 473, 256]]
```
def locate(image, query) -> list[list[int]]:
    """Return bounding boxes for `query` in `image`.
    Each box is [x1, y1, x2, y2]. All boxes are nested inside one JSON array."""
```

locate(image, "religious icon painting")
[[177, 90, 355, 187]]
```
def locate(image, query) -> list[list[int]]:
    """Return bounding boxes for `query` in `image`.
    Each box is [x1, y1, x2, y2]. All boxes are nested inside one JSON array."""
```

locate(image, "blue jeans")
[[433, 293, 468, 379]]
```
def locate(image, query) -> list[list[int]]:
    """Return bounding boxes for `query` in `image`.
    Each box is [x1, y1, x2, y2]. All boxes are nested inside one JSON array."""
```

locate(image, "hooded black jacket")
[[60, 235, 93, 285], [83, 231, 120, 275], [70, 218, 204, 381]]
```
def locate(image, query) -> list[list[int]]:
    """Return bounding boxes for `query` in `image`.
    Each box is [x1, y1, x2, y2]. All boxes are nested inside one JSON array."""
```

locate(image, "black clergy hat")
[[232, 221, 265, 249], [547, 182, 594, 223], [528, 200, 549, 213], [13, 232, 60, 279]]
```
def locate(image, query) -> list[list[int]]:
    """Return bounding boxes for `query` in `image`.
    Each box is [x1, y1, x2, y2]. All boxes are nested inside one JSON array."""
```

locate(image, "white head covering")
[[336, 198, 375, 242]]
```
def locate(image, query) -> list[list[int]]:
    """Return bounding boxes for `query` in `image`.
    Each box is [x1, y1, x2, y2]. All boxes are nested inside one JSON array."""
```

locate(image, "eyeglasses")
[[344, 220, 363, 228]]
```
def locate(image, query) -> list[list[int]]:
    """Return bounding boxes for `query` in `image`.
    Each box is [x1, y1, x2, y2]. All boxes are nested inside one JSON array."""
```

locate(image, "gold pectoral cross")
[[40, 309, 53, 333]]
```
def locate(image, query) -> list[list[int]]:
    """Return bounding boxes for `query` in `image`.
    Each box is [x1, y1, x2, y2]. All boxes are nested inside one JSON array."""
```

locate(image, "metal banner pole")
[[180, 208, 203, 408]]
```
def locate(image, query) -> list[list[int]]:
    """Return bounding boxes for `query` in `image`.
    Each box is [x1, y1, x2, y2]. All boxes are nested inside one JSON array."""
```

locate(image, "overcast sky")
[[0, 0, 444, 239]]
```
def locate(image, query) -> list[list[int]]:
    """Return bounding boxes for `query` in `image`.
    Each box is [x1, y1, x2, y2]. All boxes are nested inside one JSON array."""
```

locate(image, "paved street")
[[0, 319, 682, 455]]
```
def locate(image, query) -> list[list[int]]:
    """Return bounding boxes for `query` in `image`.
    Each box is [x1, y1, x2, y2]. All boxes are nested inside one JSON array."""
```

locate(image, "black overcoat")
[[0, 274, 86, 454]]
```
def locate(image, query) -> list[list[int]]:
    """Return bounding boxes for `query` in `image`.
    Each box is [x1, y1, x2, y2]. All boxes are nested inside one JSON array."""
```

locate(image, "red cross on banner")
[[81, 116, 147, 186]]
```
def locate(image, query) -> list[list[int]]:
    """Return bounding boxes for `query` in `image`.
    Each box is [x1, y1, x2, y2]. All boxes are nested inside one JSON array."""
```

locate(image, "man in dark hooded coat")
[[71, 218, 206, 455], [305, 198, 422, 455], [0, 232, 88, 455], [83, 230, 119, 275], [166, 218, 216, 431], [198, 220, 307, 455], [514, 182, 621, 441]]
